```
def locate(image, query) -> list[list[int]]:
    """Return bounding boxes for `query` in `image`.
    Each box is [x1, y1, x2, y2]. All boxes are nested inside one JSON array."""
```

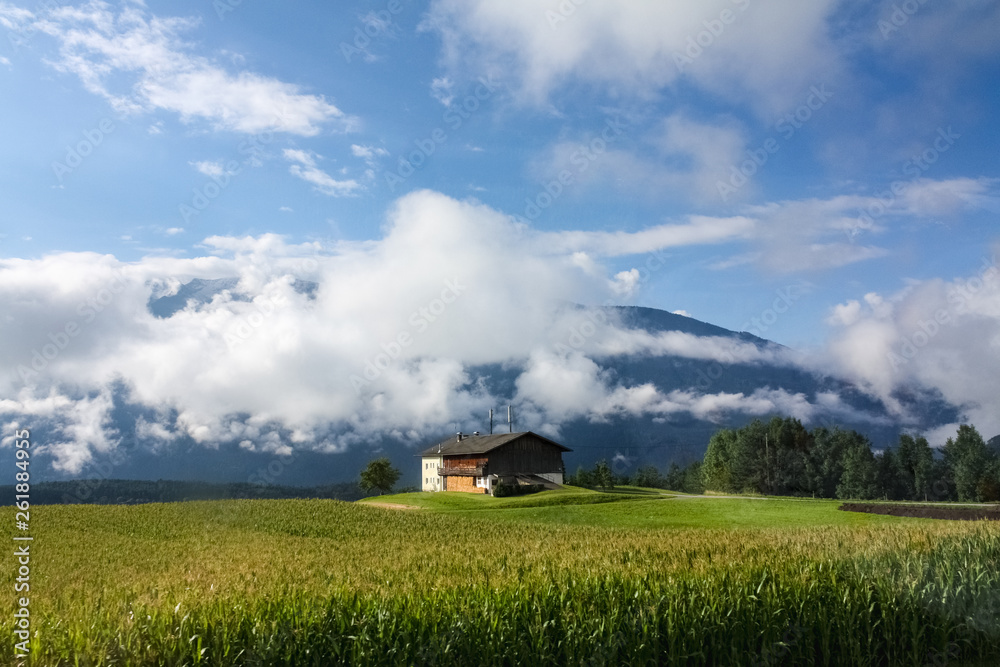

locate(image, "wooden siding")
[[440, 455, 488, 476], [445, 475, 485, 493], [485, 435, 565, 475]]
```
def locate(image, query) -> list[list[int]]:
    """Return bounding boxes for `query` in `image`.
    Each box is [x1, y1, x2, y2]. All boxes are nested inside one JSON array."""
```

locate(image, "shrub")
[[493, 483, 545, 498]]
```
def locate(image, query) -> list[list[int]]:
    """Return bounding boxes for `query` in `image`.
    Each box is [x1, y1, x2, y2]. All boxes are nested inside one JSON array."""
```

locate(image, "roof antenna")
[[507, 405, 514, 433], [489, 408, 493, 435]]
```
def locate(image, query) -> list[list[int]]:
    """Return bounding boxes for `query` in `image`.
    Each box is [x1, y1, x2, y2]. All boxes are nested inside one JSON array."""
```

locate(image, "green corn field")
[[2, 493, 999, 665]]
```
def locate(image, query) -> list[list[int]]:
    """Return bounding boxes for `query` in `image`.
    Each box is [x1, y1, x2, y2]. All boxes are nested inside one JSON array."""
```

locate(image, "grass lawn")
[[361, 485, 909, 529]]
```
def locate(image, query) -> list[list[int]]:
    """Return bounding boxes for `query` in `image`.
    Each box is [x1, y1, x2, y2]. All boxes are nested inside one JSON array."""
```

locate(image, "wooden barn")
[[419, 431, 571, 494]]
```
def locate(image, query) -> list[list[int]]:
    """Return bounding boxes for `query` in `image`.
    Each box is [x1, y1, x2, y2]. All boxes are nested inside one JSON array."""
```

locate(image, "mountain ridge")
[[21, 281, 955, 485]]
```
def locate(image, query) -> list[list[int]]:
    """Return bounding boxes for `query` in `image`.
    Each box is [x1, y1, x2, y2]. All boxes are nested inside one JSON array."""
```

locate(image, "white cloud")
[[827, 299, 862, 327], [824, 249, 1000, 438], [0, 3, 33, 30], [0, 388, 118, 473], [534, 215, 754, 257], [190, 160, 226, 177], [30, 3, 353, 135], [740, 195, 892, 273], [350, 143, 389, 168], [0, 55, 11, 67], [898, 177, 999, 218], [725, 179, 1000, 274], [0, 190, 879, 470], [513, 348, 859, 427], [430, 76, 455, 106], [424, 0, 844, 114], [532, 114, 751, 204], [283, 149, 362, 197]]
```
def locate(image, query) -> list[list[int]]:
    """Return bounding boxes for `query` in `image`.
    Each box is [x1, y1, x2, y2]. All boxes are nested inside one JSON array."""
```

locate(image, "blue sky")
[[1, 0, 999, 472]]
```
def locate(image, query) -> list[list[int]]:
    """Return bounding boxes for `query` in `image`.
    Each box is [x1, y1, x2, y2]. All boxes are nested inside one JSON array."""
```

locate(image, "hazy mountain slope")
[[28, 289, 961, 486]]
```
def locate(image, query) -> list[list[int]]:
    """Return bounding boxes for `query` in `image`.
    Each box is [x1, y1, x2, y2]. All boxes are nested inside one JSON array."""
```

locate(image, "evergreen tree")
[[929, 458, 955, 501], [943, 424, 990, 502], [875, 448, 902, 500], [895, 434, 935, 500], [894, 435, 919, 500], [632, 464, 662, 489], [593, 459, 614, 490], [664, 462, 685, 491], [837, 438, 879, 500], [568, 465, 592, 488], [702, 428, 738, 492], [766, 417, 812, 495], [681, 460, 704, 494], [807, 427, 852, 498], [983, 459, 1000, 502]]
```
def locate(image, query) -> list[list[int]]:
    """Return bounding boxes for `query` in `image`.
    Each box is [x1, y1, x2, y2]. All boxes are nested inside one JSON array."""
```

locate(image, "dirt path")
[[364, 502, 422, 510]]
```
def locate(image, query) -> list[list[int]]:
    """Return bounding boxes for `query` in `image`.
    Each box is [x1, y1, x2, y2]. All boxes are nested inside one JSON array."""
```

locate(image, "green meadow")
[[3, 488, 999, 665]]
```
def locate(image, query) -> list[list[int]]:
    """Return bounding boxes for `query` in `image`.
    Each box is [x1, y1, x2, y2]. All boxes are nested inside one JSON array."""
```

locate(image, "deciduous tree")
[[359, 457, 401, 496]]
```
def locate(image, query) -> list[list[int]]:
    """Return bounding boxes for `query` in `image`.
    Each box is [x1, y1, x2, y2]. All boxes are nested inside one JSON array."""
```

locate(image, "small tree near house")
[[360, 457, 401, 496], [593, 459, 615, 490]]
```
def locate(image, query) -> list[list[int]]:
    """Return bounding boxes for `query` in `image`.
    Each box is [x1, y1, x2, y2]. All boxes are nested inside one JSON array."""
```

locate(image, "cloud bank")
[[1, 190, 873, 473], [824, 250, 1000, 441]]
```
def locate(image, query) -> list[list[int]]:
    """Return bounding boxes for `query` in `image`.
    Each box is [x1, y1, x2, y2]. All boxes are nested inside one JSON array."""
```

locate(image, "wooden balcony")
[[438, 465, 486, 477]]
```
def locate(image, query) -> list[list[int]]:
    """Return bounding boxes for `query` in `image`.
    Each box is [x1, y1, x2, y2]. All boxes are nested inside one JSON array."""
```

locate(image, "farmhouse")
[[419, 431, 571, 495]]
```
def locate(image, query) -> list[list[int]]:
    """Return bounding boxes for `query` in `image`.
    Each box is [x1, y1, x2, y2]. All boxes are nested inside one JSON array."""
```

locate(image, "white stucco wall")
[[421, 456, 443, 492]]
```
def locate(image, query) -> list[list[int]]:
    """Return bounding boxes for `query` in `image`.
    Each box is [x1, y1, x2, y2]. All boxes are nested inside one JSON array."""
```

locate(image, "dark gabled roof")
[[418, 431, 571, 457]]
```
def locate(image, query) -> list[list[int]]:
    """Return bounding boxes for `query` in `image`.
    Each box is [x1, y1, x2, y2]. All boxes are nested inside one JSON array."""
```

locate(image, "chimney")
[[473, 431, 480, 436], [456, 432, 463, 442]]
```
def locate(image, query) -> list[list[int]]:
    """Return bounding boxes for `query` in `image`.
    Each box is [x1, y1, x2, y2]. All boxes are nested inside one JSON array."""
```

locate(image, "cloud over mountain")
[[0, 189, 924, 475]]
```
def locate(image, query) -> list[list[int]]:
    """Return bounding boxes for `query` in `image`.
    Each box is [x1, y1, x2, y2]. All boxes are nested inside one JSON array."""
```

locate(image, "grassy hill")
[[360, 486, 906, 529], [2, 491, 998, 665]]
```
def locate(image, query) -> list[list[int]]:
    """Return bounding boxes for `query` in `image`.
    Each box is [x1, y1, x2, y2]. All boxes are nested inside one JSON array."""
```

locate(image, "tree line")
[[570, 419, 1000, 502], [567, 459, 705, 494], [702, 418, 1000, 502], [1, 479, 378, 506]]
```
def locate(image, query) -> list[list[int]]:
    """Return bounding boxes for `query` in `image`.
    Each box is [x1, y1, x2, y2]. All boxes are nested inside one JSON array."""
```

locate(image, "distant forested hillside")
[[2, 479, 375, 505]]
